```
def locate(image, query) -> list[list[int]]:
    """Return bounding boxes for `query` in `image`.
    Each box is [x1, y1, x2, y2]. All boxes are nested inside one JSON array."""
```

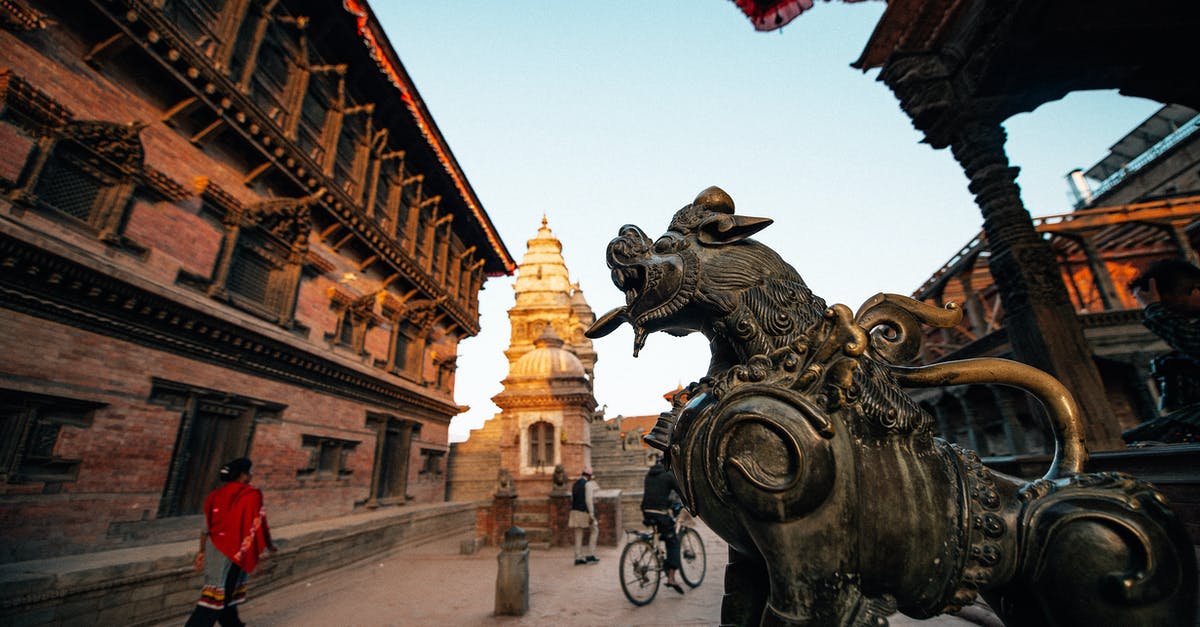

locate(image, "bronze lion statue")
[[587, 186, 1196, 626]]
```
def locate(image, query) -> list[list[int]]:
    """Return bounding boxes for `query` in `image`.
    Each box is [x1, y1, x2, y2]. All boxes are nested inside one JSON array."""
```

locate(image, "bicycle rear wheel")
[[678, 527, 706, 588], [620, 540, 661, 606]]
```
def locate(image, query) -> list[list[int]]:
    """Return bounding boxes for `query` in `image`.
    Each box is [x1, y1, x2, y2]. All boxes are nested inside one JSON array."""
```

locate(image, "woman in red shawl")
[[186, 458, 277, 627]]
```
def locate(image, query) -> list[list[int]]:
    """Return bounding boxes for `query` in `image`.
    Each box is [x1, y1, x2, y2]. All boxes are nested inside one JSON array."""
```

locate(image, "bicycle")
[[619, 507, 707, 606]]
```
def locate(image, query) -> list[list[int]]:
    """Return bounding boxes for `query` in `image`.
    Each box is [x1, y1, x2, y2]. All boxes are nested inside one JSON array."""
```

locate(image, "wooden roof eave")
[[339, 0, 516, 277], [853, 0, 970, 70]]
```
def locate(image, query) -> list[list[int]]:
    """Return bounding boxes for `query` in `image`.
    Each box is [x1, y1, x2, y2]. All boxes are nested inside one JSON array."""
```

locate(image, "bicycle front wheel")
[[619, 540, 661, 606], [678, 527, 706, 588]]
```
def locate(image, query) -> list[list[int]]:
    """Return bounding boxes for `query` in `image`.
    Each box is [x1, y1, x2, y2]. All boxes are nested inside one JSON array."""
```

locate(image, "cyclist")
[[640, 457, 685, 594]]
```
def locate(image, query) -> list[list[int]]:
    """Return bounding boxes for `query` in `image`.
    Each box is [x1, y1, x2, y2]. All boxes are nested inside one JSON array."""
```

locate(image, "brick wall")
[[0, 310, 451, 562]]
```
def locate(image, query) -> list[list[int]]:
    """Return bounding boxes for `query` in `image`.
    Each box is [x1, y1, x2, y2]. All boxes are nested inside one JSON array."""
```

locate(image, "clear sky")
[[375, 2, 1161, 442]]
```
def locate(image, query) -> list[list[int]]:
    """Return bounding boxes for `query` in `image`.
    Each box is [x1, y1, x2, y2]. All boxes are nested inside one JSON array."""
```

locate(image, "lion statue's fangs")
[[586, 186, 1196, 626]]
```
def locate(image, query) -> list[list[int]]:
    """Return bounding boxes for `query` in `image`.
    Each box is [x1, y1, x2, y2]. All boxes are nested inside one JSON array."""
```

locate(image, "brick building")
[[0, 0, 513, 565], [907, 105, 1200, 458]]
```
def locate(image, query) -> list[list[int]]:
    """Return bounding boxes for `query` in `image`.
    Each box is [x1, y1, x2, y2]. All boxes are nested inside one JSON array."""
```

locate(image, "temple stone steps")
[[514, 499, 552, 549]]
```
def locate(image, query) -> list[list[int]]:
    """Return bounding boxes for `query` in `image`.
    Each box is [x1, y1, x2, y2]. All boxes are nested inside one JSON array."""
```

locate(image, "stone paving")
[[158, 524, 998, 627]]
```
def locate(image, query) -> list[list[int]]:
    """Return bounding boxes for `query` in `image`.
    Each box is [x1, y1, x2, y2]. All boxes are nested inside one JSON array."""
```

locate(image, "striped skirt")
[[196, 537, 249, 610]]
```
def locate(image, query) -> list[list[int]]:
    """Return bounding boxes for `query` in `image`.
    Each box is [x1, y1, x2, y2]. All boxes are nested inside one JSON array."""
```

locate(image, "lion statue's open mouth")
[[585, 186, 1196, 627]]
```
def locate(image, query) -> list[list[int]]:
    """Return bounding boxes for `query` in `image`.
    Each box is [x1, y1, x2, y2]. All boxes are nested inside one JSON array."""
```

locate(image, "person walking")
[[641, 458, 685, 594], [1127, 259, 1200, 443], [569, 467, 599, 565], [185, 458, 277, 627]]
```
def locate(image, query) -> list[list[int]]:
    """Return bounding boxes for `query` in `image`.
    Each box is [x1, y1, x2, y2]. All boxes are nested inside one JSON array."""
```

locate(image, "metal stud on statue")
[[586, 186, 1197, 626]]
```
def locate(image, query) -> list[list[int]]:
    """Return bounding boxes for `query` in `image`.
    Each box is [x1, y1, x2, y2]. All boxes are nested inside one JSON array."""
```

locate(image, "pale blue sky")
[[375, 2, 1161, 441]]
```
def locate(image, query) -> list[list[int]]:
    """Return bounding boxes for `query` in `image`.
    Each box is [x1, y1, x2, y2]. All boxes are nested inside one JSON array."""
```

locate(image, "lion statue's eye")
[[653, 235, 680, 254]]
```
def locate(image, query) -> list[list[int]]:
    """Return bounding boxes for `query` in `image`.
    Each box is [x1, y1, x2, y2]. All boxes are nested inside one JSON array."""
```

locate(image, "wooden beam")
[[358, 255, 379, 272], [243, 161, 273, 186], [161, 96, 199, 126], [318, 222, 343, 241], [190, 119, 226, 146], [83, 32, 132, 66], [332, 232, 355, 252]]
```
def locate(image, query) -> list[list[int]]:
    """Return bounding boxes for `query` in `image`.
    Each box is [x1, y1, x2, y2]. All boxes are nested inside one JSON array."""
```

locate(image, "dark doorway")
[[367, 413, 416, 504], [170, 402, 254, 516], [151, 380, 283, 518]]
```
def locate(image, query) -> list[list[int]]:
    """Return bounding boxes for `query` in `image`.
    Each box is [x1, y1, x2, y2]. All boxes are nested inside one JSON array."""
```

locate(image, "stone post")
[[495, 526, 529, 616]]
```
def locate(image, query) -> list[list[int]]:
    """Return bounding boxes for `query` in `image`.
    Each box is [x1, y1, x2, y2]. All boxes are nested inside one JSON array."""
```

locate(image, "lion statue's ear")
[[697, 214, 773, 245]]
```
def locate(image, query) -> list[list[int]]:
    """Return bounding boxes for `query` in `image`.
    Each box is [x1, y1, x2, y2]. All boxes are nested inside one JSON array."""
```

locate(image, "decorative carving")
[[495, 468, 516, 497], [0, 232, 459, 418], [551, 463, 567, 493], [243, 195, 317, 247], [389, 295, 446, 332], [0, 69, 73, 131], [59, 120, 146, 176], [0, 0, 48, 31], [141, 167, 189, 202], [587, 187, 1196, 626]]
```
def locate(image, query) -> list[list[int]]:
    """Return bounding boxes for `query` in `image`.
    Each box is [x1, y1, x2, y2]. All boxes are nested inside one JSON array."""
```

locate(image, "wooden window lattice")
[[527, 421, 554, 469], [33, 155, 102, 222]]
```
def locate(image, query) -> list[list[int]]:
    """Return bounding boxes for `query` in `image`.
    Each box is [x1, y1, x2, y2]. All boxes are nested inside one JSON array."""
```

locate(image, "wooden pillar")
[[422, 205, 440, 273], [1168, 222, 1200, 266], [950, 121, 1122, 451], [214, 0, 254, 72], [453, 246, 476, 301], [208, 215, 241, 298], [435, 215, 454, 283], [235, 1, 279, 93], [469, 261, 485, 315], [1076, 233, 1122, 310]]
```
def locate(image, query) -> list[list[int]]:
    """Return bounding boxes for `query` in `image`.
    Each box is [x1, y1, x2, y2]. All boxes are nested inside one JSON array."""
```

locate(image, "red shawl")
[[204, 481, 272, 573]]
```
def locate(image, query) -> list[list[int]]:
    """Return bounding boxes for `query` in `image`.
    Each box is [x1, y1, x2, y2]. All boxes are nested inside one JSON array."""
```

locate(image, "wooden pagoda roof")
[[853, 1, 1200, 147], [337, 0, 515, 276]]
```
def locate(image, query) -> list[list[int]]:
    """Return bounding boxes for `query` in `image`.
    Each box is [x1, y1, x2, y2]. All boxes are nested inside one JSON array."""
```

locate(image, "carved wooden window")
[[210, 198, 311, 325], [334, 112, 367, 196], [388, 321, 420, 377], [298, 66, 339, 163], [369, 168, 399, 234], [297, 434, 357, 480], [417, 448, 445, 484], [527, 421, 554, 470], [160, 0, 231, 60], [327, 292, 373, 355], [0, 390, 101, 485], [435, 355, 457, 392], [227, 227, 287, 310], [9, 120, 144, 244], [237, 8, 307, 125]]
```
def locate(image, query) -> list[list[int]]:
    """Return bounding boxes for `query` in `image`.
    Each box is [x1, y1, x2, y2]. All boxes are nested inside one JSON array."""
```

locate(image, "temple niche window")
[[526, 421, 555, 471], [207, 196, 313, 325], [381, 296, 444, 384], [0, 389, 102, 486], [3, 116, 147, 248], [386, 321, 421, 378], [297, 434, 358, 481], [326, 291, 376, 356], [416, 448, 445, 484]]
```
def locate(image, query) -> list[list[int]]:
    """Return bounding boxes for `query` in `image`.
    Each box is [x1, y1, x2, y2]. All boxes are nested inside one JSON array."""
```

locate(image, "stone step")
[[518, 527, 552, 547], [513, 511, 548, 525]]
